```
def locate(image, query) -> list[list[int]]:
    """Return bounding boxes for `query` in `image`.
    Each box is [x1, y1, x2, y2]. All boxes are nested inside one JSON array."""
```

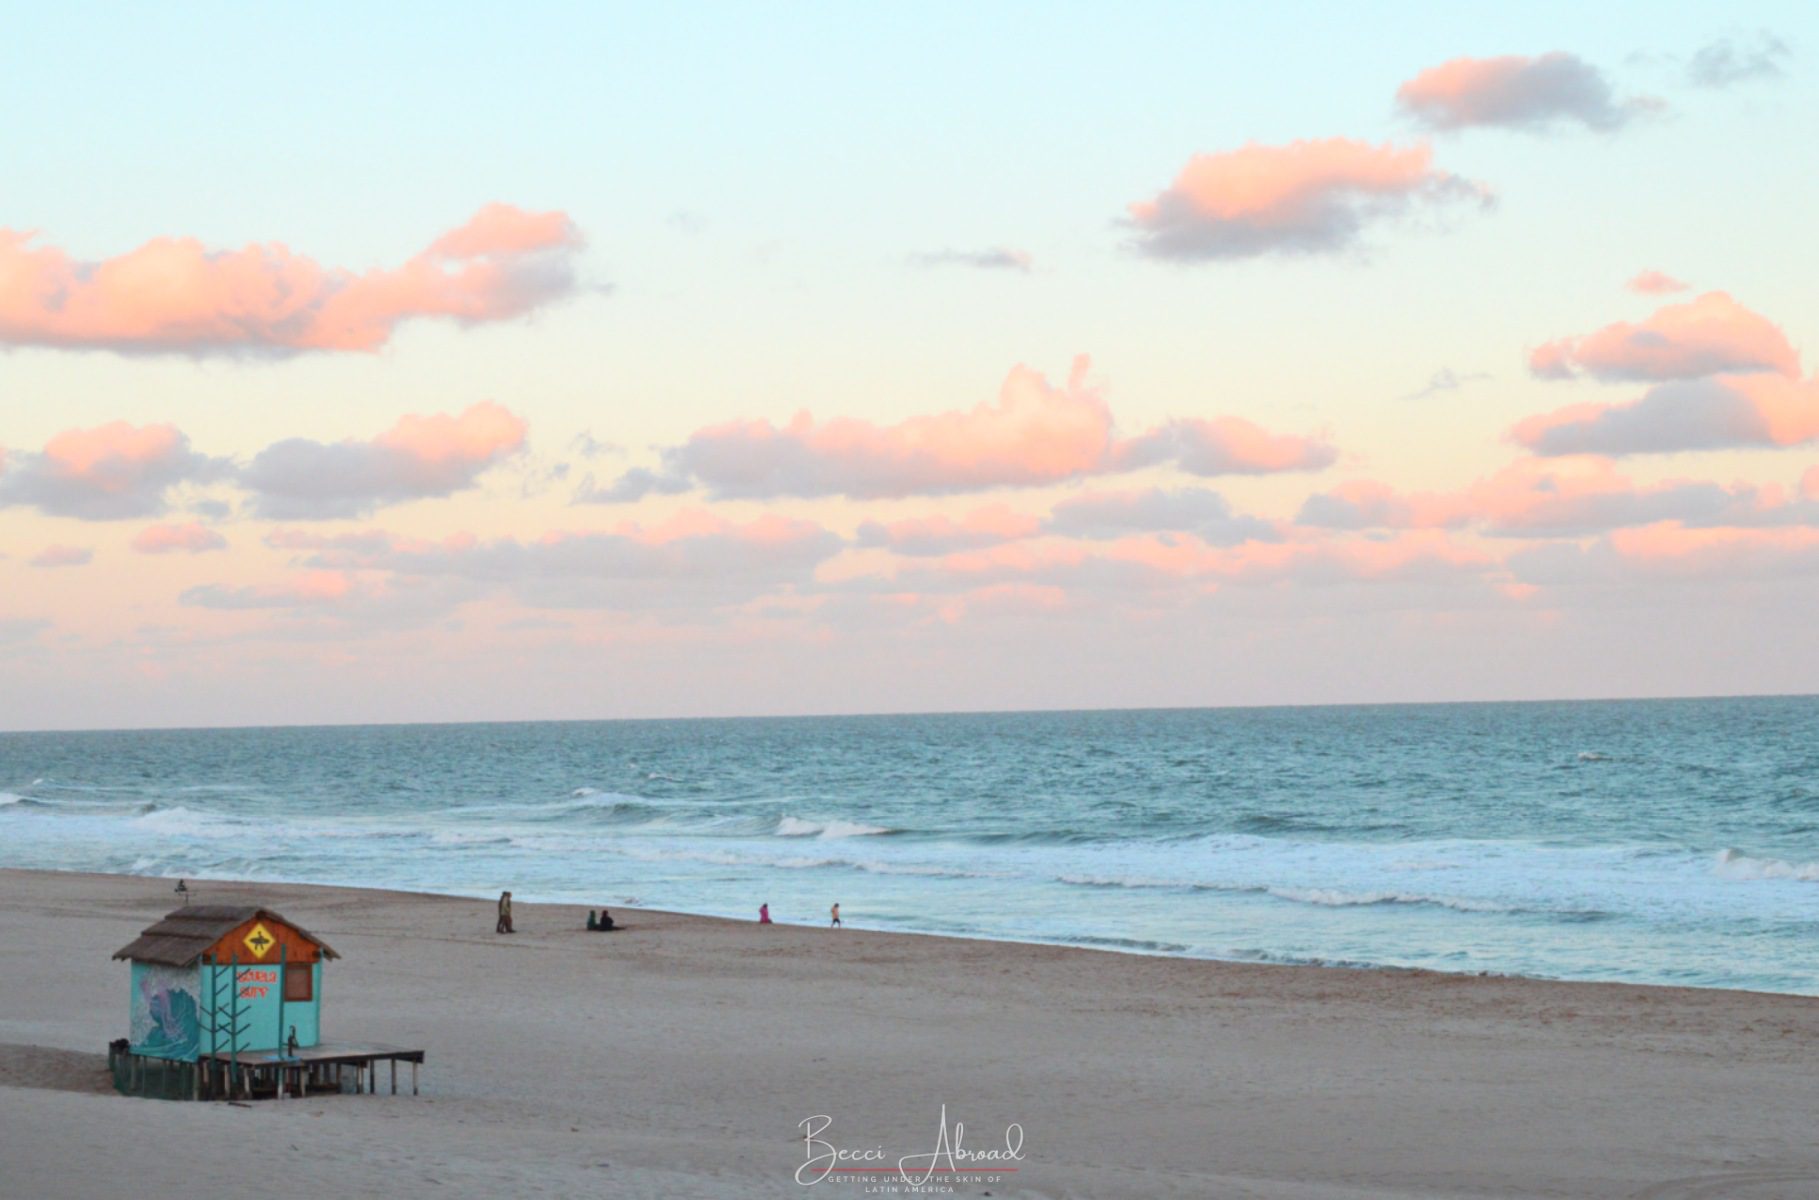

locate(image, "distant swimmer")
[[830, 902, 842, 928], [759, 902, 773, 924]]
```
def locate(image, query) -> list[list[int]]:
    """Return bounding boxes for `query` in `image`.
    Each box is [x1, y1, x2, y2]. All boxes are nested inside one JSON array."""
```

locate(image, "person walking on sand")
[[830, 902, 842, 928], [496, 890, 515, 934], [759, 902, 772, 924]]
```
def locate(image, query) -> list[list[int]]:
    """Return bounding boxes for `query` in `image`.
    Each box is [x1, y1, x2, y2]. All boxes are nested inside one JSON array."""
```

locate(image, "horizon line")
[[4, 686, 1815, 738]]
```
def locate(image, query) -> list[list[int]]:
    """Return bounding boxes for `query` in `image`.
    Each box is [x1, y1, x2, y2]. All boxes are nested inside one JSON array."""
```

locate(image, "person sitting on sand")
[[759, 903, 772, 924], [830, 902, 842, 927], [598, 908, 616, 931], [496, 890, 514, 934], [586, 909, 599, 930]]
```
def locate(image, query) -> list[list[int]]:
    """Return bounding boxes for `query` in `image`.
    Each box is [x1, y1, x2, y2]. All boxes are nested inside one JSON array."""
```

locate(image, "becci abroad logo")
[[797, 1105, 1026, 1191]]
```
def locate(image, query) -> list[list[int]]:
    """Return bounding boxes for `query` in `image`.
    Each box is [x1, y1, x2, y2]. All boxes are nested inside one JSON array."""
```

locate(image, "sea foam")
[[775, 817, 890, 839], [1715, 848, 1819, 882]]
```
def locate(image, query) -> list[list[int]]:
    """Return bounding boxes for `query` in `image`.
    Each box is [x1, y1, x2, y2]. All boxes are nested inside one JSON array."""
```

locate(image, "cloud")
[[1626, 270, 1690, 295], [241, 401, 527, 519], [575, 466, 694, 504], [1044, 488, 1277, 544], [1510, 525, 1819, 587], [0, 422, 228, 519], [182, 570, 358, 610], [1296, 480, 1466, 532], [599, 357, 1115, 500], [589, 358, 1334, 501], [29, 545, 92, 568], [1511, 373, 1819, 456], [1298, 459, 1795, 537], [0, 204, 583, 357], [886, 529, 1492, 597], [1400, 368, 1490, 401], [1529, 292, 1799, 382], [1112, 417, 1337, 476], [1396, 52, 1643, 132], [856, 506, 1040, 556], [0, 617, 50, 645], [1686, 32, 1791, 88], [263, 528, 409, 560], [909, 247, 1033, 272], [381, 512, 844, 611], [133, 522, 227, 554], [244, 512, 845, 613], [1126, 138, 1490, 261]]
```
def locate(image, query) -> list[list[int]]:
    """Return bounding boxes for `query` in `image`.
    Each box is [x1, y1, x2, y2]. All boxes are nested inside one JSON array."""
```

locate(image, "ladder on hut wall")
[[201, 950, 251, 1100]]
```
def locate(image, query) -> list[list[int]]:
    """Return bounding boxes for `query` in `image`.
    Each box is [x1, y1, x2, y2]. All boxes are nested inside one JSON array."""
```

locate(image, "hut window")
[[284, 963, 313, 1002]]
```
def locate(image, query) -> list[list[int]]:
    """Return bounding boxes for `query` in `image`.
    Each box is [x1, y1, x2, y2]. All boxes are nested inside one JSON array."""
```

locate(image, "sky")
[[2, 2, 1816, 730]]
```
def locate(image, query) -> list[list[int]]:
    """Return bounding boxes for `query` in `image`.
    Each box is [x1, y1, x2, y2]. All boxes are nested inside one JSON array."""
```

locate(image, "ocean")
[[3, 697, 1816, 994]]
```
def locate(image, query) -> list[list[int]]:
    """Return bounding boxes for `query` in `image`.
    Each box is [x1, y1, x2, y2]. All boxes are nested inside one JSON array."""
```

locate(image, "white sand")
[[2, 868, 1817, 1199]]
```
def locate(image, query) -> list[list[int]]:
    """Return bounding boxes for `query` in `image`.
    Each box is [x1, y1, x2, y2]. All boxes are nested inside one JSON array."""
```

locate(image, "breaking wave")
[[1715, 848, 1819, 882], [775, 817, 891, 839]]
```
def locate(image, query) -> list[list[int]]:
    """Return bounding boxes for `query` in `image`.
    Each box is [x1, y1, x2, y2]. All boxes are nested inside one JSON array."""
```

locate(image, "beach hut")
[[110, 905, 335, 1095], [109, 902, 423, 1100]]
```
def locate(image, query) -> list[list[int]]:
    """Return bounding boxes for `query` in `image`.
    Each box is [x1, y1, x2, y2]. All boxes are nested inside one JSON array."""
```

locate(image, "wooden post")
[[412, 1061, 418, 1096], [391, 1059, 397, 1095]]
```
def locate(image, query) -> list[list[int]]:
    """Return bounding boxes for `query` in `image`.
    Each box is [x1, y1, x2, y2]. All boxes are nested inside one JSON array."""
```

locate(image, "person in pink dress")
[[759, 903, 772, 924]]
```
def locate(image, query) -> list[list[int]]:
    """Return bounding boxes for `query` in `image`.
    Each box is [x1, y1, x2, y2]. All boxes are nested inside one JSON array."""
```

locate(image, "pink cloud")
[[132, 523, 228, 554], [1396, 53, 1639, 132], [1626, 269, 1689, 295], [1300, 459, 1783, 536], [241, 401, 527, 518], [1126, 138, 1489, 261], [182, 570, 359, 610], [590, 357, 1334, 501], [1511, 524, 1819, 586], [1160, 531, 1491, 587], [856, 506, 1041, 556], [0, 204, 582, 356], [1511, 373, 1819, 456], [1113, 416, 1336, 475], [246, 512, 844, 614], [1044, 487, 1277, 544], [1528, 292, 1799, 382], [1296, 479, 1469, 531], [0, 421, 227, 519], [28, 544, 93, 568], [891, 529, 1490, 596]]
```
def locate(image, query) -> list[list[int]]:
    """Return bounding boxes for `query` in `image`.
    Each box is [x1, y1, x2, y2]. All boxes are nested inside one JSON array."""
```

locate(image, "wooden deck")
[[198, 1040, 425, 1099]]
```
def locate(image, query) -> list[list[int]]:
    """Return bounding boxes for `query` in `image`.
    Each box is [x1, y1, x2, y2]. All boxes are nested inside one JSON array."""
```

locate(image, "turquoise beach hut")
[[110, 905, 337, 1094]]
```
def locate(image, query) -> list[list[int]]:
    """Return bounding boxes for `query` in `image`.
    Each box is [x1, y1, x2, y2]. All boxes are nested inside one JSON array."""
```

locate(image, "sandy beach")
[[2, 868, 1816, 1199]]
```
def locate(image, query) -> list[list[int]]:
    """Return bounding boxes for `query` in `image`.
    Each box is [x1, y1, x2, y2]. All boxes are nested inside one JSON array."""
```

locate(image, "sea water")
[[3, 697, 1816, 993]]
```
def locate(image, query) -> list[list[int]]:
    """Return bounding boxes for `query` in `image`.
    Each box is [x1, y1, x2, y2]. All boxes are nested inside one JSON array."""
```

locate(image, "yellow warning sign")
[[243, 922, 277, 959]]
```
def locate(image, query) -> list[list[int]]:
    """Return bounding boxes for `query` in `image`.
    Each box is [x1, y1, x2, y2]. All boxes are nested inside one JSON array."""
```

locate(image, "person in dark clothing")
[[598, 908, 616, 931], [496, 890, 514, 934]]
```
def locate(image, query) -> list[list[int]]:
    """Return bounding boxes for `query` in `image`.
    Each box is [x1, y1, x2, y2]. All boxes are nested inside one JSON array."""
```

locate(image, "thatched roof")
[[112, 905, 339, 968]]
